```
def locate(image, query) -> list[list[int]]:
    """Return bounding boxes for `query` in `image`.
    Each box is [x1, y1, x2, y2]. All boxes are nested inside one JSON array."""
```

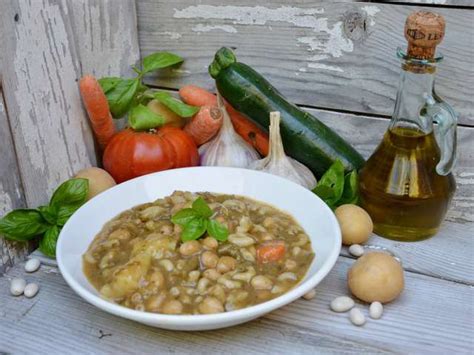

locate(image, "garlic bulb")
[[199, 92, 260, 167], [248, 112, 317, 189]]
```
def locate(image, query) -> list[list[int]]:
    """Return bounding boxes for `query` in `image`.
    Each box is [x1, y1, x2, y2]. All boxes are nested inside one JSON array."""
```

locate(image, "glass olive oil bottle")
[[359, 11, 457, 241]]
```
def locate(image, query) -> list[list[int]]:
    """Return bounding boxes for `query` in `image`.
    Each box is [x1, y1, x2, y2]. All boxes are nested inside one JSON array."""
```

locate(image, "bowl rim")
[[57, 167, 341, 327]]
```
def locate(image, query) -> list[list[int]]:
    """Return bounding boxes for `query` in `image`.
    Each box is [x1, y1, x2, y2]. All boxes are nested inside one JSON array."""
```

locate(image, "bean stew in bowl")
[[83, 191, 315, 315]]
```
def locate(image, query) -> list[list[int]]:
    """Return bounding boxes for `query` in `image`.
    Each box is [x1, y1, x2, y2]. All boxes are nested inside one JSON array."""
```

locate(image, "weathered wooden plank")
[[0, 257, 471, 353], [66, 0, 140, 78], [379, 0, 474, 7], [0, 89, 28, 274], [0, 0, 97, 207], [137, 0, 474, 125]]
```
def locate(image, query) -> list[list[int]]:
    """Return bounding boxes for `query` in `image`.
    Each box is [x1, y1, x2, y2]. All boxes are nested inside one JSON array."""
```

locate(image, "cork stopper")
[[405, 11, 445, 59]]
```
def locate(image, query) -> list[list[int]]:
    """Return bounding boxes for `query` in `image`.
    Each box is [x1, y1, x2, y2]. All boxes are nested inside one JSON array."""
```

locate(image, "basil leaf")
[[207, 219, 228, 242], [142, 52, 183, 74], [313, 160, 345, 207], [39, 225, 60, 258], [98, 77, 123, 94], [313, 185, 336, 201], [105, 78, 140, 118], [152, 91, 199, 118], [192, 197, 213, 218], [50, 178, 89, 226], [50, 178, 89, 209], [181, 218, 207, 242], [338, 170, 359, 206], [0, 209, 49, 241], [38, 205, 58, 225], [171, 208, 199, 226], [129, 104, 165, 131]]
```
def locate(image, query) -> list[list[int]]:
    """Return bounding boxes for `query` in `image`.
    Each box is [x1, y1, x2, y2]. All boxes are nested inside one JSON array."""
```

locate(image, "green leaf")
[[192, 197, 213, 218], [129, 104, 165, 131], [207, 219, 229, 242], [171, 208, 199, 226], [312, 160, 345, 207], [105, 78, 140, 118], [50, 178, 89, 226], [0, 209, 49, 241], [142, 52, 183, 74], [98, 77, 123, 94], [38, 205, 58, 225], [152, 91, 199, 118], [181, 218, 207, 242], [338, 170, 359, 206], [39, 225, 60, 258]]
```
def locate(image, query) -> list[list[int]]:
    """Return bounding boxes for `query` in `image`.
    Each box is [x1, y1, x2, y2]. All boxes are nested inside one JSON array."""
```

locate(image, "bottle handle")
[[424, 94, 458, 175]]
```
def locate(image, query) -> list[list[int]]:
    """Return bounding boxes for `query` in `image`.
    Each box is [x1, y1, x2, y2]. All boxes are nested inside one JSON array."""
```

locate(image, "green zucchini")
[[209, 47, 365, 178]]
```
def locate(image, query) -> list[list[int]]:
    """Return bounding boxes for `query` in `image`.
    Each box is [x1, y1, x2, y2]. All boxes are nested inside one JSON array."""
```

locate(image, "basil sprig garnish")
[[98, 52, 198, 128], [312, 160, 359, 210], [171, 197, 229, 242], [0, 178, 89, 258]]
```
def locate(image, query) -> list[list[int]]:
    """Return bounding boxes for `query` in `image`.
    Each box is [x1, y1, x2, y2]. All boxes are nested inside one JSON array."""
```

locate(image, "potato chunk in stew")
[[83, 191, 315, 314]]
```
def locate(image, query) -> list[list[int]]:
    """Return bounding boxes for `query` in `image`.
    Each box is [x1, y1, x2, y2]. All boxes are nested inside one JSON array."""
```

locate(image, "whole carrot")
[[184, 105, 223, 145], [79, 75, 116, 150], [179, 85, 269, 155]]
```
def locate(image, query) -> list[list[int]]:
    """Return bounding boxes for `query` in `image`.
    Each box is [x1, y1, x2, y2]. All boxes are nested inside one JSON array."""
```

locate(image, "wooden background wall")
[[0, 0, 473, 274]]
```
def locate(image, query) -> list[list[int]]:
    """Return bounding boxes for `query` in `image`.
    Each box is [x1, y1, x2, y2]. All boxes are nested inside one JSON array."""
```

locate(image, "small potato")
[[74, 167, 116, 200], [147, 99, 184, 128], [348, 252, 404, 303], [335, 204, 373, 245]]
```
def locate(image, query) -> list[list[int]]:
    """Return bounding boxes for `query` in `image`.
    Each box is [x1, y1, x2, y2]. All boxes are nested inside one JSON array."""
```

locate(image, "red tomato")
[[158, 126, 199, 168], [103, 128, 198, 183]]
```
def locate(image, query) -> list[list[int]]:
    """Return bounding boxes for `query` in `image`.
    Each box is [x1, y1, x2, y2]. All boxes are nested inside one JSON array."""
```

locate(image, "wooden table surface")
[[1, 221, 473, 354]]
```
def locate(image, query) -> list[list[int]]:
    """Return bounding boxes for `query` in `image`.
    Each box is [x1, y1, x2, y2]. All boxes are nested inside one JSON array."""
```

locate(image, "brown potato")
[[335, 204, 373, 245], [74, 167, 116, 200], [348, 252, 404, 303], [147, 99, 184, 128]]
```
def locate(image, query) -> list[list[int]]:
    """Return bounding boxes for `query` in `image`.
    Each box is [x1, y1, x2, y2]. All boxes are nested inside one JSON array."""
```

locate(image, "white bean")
[[251, 275, 273, 290], [228, 233, 255, 247], [25, 258, 41, 273], [330, 296, 355, 313], [348, 244, 365, 257], [349, 308, 366, 326], [10, 278, 26, 296], [24, 283, 39, 298], [277, 272, 297, 282], [302, 289, 316, 300], [369, 301, 384, 319]]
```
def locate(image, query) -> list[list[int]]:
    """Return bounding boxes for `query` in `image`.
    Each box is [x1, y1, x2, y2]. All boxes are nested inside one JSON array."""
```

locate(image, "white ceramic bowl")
[[57, 167, 341, 331]]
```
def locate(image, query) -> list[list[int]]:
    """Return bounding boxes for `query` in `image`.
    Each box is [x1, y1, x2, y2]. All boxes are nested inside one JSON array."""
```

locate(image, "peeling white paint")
[[0, 183, 13, 214], [308, 62, 344, 73], [160, 31, 182, 40], [362, 6, 381, 26], [192, 24, 237, 33], [171, 68, 192, 75], [174, 5, 354, 73]]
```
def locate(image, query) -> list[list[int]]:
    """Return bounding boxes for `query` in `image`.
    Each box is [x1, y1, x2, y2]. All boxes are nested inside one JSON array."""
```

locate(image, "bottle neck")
[[390, 62, 437, 135]]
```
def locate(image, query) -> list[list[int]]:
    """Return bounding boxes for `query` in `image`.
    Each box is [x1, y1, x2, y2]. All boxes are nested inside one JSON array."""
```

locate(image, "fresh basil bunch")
[[312, 160, 359, 210], [171, 197, 229, 242], [0, 179, 89, 257], [98, 52, 199, 130]]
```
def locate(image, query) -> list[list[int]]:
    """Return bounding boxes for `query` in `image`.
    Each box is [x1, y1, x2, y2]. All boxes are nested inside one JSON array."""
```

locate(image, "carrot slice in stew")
[[257, 241, 286, 264]]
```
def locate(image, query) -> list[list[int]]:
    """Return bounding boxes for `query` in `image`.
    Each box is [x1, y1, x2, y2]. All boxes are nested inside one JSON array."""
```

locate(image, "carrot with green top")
[[179, 85, 269, 155], [79, 75, 116, 150]]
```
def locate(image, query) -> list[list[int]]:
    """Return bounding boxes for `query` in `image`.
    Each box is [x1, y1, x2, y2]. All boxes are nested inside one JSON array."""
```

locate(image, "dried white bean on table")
[[10, 278, 27, 296], [348, 244, 364, 257], [24, 283, 39, 298], [369, 301, 384, 319], [302, 289, 316, 300], [25, 258, 41, 273], [349, 308, 366, 326], [330, 296, 355, 312]]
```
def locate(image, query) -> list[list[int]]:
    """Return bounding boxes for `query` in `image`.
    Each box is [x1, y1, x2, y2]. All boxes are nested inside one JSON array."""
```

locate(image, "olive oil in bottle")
[[359, 11, 457, 241]]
